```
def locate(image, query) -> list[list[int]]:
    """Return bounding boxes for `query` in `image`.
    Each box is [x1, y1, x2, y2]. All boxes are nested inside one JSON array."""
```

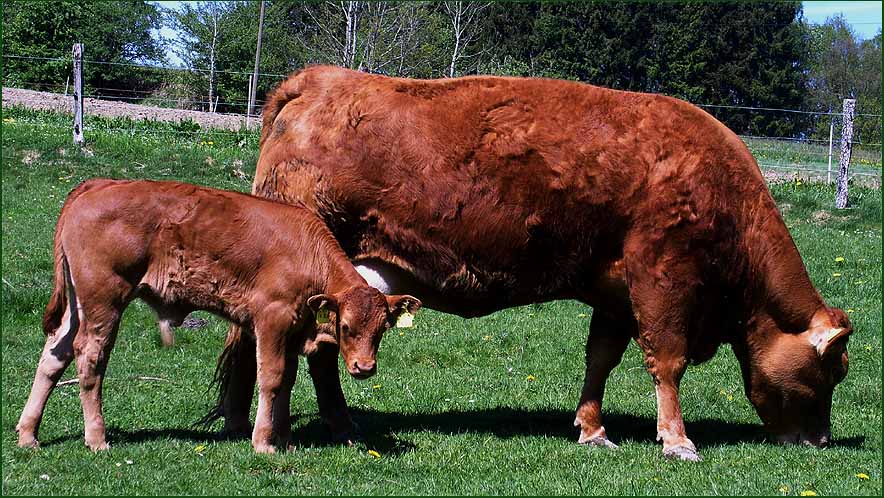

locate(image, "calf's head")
[[308, 286, 421, 379], [745, 307, 852, 447]]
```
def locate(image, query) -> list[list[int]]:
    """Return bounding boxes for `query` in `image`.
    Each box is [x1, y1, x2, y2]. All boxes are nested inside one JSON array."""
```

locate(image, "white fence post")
[[72, 43, 84, 146], [826, 119, 834, 184], [835, 98, 856, 209]]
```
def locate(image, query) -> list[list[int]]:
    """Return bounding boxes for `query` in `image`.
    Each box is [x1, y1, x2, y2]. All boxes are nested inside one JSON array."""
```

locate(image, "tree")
[[2, 0, 165, 93], [170, 2, 235, 112], [442, 1, 491, 77], [805, 18, 881, 143]]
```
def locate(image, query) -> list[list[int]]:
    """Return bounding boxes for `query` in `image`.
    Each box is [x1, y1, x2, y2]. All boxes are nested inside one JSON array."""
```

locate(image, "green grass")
[[1, 106, 881, 495]]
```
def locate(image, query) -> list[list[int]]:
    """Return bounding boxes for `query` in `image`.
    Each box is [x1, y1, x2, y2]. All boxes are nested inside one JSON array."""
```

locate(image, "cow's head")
[[744, 307, 852, 447], [307, 286, 421, 379]]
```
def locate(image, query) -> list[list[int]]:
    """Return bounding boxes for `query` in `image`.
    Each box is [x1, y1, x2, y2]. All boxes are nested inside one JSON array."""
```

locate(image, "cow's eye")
[[341, 323, 350, 335]]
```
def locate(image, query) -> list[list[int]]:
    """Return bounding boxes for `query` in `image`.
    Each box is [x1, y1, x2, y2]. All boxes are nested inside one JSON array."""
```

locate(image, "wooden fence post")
[[72, 43, 84, 147], [835, 98, 856, 209]]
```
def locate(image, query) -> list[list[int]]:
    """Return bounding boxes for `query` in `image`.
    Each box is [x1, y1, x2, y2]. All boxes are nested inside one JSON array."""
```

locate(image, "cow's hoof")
[[583, 436, 619, 449], [86, 440, 110, 452], [663, 445, 702, 462]]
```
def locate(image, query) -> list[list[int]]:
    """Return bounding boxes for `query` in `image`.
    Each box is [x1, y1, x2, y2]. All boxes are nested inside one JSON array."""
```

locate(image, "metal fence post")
[[72, 43, 84, 146], [835, 99, 856, 209]]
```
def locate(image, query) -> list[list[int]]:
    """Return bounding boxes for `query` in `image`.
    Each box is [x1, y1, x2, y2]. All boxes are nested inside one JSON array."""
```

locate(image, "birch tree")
[[443, 1, 490, 77]]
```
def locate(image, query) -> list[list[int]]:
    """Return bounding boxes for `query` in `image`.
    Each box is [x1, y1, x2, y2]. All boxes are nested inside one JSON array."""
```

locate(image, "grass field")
[[1, 106, 881, 495]]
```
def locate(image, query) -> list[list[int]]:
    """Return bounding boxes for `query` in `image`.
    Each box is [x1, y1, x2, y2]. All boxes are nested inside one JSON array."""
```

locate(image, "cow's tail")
[[41, 180, 101, 335], [259, 69, 304, 148], [196, 323, 247, 427]]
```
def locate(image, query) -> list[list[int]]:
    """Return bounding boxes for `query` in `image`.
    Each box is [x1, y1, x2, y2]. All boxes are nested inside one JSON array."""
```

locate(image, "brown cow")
[[14, 178, 420, 454], [215, 66, 852, 461]]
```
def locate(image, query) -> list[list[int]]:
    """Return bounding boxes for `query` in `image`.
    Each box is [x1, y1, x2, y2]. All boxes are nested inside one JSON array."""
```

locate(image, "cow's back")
[[255, 66, 767, 311]]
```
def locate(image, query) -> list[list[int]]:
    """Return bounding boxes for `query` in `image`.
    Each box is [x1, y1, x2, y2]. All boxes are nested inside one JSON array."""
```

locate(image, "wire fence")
[[2, 52, 881, 182]]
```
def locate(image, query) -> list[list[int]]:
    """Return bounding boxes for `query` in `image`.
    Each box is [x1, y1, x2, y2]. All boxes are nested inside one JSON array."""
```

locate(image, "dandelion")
[[846, 309, 855, 313], [779, 485, 790, 494], [832, 273, 841, 277], [834, 257, 845, 263], [482, 335, 491, 341], [3, 117, 15, 123], [399, 331, 405, 337], [194, 444, 207, 454], [367, 449, 381, 458], [207, 141, 214, 145], [526, 375, 536, 382], [865, 345, 872, 352], [856, 473, 870, 480], [578, 313, 588, 318], [372, 384, 381, 389], [799, 491, 817, 496]]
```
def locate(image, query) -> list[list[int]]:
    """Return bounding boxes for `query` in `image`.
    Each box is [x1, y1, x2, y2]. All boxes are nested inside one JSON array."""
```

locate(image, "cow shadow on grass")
[[290, 407, 866, 454], [38, 408, 866, 453]]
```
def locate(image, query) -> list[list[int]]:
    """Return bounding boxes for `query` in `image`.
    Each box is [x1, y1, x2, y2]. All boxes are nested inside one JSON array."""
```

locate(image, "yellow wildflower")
[[856, 473, 870, 480], [865, 345, 872, 352], [834, 257, 845, 263], [846, 309, 855, 313], [368, 449, 381, 458], [832, 273, 841, 277], [482, 335, 491, 341], [526, 375, 536, 382], [800, 491, 817, 496], [372, 384, 381, 389], [779, 485, 790, 494]]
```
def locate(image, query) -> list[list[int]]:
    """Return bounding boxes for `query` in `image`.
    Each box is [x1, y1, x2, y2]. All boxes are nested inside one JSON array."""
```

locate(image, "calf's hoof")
[[662, 445, 702, 462], [17, 434, 39, 449], [253, 442, 277, 454]]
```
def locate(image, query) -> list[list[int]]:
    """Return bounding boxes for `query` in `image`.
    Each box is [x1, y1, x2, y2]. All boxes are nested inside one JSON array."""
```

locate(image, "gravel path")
[[2, 87, 260, 131]]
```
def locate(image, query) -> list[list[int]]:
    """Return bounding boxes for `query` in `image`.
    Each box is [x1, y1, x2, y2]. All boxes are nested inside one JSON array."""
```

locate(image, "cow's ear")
[[387, 295, 422, 315], [307, 294, 339, 314], [809, 327, 851, 357]]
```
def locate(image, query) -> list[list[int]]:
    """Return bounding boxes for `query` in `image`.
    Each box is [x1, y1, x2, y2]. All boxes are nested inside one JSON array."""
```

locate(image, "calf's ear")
[[387, 295, 422, 315], [307, 294, 339, 313]]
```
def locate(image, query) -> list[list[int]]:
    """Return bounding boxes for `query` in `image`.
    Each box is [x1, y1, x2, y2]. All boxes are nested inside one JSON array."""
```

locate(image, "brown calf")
[[15, 179, 420, 453]]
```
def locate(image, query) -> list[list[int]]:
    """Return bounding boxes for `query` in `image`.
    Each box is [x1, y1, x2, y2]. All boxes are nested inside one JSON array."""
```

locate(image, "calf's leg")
[[251, 306, 292, 454], [74, 302, 123, 451], [16, 298, 80, 447], [271, 344, 299, 450], [574, 310, 632, 448]]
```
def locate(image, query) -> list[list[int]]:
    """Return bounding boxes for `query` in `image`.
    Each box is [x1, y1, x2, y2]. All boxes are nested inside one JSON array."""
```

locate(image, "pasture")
[[1, 106, 881, 495]]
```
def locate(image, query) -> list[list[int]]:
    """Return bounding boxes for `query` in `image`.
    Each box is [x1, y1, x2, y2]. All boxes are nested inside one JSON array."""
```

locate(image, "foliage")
[[804, 16, 882, 144], [2, 0, 165, 95]]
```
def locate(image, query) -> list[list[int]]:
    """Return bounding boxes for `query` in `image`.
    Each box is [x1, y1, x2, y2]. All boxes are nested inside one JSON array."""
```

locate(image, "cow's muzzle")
[[776, 431, 831, 447]]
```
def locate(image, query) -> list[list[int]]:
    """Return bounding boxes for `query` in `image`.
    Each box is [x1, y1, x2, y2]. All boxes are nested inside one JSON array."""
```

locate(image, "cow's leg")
[[16, 302, 79, 448], [74, 303, 123, 451], [251, 307, 290, 454], [271, 343, 299, 450], [307, 343, 357, 445], [221, 324, 256, 437], [623, 232, 701, 461], [574, 310, 632, 448]]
